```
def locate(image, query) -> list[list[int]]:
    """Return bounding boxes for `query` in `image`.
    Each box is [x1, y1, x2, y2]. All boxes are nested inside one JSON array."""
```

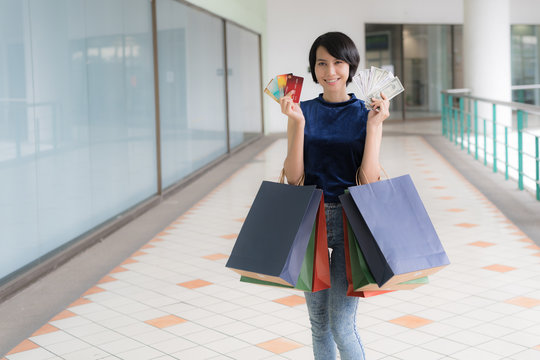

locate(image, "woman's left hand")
[[367, 92, 390, 126]]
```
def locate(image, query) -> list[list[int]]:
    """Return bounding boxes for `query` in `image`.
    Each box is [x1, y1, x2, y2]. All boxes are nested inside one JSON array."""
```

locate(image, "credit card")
[[264, 73, 303, 103], [277, 74, 289, 98], [284, 74, 304, 103], [264, 78, 279, 103]]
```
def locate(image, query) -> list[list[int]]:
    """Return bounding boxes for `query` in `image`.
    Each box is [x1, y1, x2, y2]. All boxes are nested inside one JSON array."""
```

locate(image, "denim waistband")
[[324, 202, 342, 209]]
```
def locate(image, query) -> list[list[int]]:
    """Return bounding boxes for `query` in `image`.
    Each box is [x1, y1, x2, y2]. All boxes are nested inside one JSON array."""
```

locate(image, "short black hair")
[[308, 32, 360, 85]]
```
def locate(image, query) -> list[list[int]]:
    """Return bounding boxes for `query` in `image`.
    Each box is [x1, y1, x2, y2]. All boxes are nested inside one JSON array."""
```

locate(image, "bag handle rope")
[[279, 168, 305, 186], [355, 166, 390, 186], [280, 165, 390, 189]]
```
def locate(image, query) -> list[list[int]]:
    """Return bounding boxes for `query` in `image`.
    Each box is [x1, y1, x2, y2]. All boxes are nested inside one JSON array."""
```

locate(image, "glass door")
[[365, 24, 404, 120], [365, 24, 460, 120], [403, 25, 453, 119]]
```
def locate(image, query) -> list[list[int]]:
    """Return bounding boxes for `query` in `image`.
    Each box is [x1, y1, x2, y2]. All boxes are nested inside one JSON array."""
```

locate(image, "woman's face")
[[314, 46, 350, 95]]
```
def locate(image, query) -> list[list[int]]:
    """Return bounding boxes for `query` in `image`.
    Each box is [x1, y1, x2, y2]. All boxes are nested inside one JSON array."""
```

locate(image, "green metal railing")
[[441, 90, 540, 201]]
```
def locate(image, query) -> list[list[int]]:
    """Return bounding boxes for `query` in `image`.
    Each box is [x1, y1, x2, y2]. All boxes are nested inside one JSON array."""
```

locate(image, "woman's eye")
[[318, 62, 326, 66]]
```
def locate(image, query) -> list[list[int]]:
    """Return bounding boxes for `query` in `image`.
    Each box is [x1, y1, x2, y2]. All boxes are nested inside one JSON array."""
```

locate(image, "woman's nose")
[[327, 64, 336, 75]]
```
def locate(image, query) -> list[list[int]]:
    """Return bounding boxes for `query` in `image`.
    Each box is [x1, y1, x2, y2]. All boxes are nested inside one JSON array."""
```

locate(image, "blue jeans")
[[305, 202, 366, 360]]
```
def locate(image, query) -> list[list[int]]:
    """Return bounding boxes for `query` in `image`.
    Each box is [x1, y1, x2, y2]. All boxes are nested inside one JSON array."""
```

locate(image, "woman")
[[279, 32, 390, 360]]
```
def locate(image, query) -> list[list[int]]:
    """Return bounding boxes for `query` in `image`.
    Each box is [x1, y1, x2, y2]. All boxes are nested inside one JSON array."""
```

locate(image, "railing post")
[[441, 93, 446, 136], [474, 100, 478, 160], [517, 110, 524, 190], [454, 97, 458, 146], [460, 97, 464, 150], [467, 98, 471, 155], [447, 95, 452, 140], [505, 126, 508, 180], [492, 104, 497, 173], [484, 119, 487, 166], [536, 136, 539, 201], [449, 95, 454, 142]]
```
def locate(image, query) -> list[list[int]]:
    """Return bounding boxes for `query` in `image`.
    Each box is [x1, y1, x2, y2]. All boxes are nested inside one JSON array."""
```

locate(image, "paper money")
[[352, 66, 404, 109], [367, 77, 404, 101], [372, 66, 394, 89]]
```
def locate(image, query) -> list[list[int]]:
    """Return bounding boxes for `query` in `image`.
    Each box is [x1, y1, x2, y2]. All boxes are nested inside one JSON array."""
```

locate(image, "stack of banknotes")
[[353, 66, 404, 109]]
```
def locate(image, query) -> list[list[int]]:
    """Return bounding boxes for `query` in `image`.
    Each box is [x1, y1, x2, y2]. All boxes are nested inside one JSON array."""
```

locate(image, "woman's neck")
[[322, 90, 350, 103]]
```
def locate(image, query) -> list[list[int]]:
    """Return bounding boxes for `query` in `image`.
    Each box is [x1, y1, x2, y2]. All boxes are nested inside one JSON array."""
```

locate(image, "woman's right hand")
[[279, 91, 305, 124]]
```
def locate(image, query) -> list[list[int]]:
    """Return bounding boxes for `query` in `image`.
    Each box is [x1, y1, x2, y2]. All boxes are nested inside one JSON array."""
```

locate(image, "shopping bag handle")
[[355, 165, 390, 186], [355, 165, 396, 195], [279, 168, 305, 186]]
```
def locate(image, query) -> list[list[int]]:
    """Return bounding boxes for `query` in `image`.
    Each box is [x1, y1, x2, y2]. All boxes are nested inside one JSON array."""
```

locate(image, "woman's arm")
[[359, 93, 390, 184], [280, 93, 305, 185]]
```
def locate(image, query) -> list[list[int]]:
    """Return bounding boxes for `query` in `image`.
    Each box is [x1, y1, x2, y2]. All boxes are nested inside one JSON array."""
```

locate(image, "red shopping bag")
[[312, 194, 330, 291]]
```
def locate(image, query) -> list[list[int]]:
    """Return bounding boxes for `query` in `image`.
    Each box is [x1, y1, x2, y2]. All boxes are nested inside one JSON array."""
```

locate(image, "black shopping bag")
[[226, 181, 323, 287], [341, 174, 450, 287]]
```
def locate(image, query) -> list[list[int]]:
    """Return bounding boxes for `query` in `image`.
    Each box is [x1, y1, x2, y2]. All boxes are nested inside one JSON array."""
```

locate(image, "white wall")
[[265, 0, 366, 133], [266, 0, 540, 133], [363, 0, 463, 24], [511, 0, 540, 24]]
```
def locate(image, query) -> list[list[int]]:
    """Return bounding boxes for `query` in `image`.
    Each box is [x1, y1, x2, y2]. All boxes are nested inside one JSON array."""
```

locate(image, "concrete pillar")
[[463, 0, 512, 127]]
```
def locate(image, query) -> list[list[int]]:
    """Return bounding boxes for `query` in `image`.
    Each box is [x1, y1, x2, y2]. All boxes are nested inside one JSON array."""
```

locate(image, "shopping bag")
[[312, 194, 331, 291], [240, 196, 330, 292], [343, 174, 450, 287], [240, 220, 315, 291], [343, 209, 428, 291], [342, 208, 393, 298], [226, 181, 323, 287]]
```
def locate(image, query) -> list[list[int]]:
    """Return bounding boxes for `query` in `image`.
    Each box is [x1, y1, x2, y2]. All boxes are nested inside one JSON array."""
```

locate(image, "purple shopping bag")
[[344, 174, 450, 287]]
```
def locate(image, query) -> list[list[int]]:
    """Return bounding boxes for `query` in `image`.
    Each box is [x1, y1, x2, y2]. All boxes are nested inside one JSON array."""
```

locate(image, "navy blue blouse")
[[300, 93, 369, 203]]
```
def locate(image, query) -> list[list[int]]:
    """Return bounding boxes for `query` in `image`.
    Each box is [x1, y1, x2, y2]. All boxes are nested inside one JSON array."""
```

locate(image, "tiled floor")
[[4, 134, 540, 360]]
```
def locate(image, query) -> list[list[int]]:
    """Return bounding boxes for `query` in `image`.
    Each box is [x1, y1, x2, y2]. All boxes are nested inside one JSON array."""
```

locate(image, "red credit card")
[[284, 74, 304, 103]]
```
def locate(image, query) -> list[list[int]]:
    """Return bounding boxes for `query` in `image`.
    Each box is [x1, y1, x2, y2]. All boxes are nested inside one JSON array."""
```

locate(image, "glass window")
[[157, 0, 228, 189], [226, 22, 263, 149], [84, 0, 157, 226], [28, 0, 92, 257], [0, 0, 157, 280], [511, 25, 540, 105], [0, 0, 261, 283], [0, 0, 40, 279]]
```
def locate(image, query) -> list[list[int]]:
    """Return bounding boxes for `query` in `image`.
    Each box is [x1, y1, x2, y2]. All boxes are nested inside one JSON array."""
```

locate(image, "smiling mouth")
[[325, 79, 339, 84]]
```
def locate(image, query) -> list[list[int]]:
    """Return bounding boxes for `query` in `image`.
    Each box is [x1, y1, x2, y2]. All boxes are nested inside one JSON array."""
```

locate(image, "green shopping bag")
[[344, 208, 429, 291]]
